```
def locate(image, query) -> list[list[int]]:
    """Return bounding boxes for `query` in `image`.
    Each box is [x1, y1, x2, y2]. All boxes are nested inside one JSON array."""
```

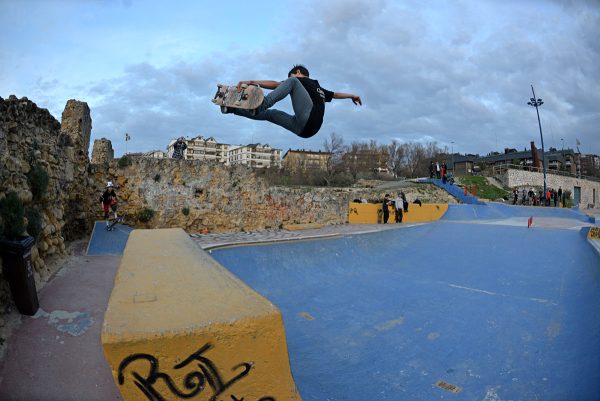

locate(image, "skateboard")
[[212, 83, 264, 113], [105, 216, 123, 231]]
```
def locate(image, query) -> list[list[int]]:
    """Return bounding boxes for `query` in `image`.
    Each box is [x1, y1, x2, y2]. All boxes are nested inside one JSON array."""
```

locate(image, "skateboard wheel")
[[241, 83, 248, 89], [212, 98, 218, 104]]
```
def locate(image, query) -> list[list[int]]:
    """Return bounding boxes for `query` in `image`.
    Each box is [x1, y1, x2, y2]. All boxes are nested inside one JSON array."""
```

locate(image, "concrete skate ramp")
[[86, 221, 133, 256], [442, 203, 594, 222], [210, 220, 600, 400]]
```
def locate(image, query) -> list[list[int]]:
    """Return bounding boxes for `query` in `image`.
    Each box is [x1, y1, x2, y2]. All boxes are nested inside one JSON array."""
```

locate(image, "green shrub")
[[457, 176, 511, 200], [25, 207, 42, 240], [118, 156, 132, 168], [137, 207, 155, 223], [0, 192, 25, 239], [563, 190, 573, 208], [28, 164, 49, 200], [181, 207, 190, 216]]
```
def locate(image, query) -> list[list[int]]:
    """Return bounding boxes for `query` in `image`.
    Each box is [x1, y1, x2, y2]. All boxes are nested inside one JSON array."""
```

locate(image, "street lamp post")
[[527, 85, 547, 195], [561, 138, 564, 170], [451, 141, 455, 176]]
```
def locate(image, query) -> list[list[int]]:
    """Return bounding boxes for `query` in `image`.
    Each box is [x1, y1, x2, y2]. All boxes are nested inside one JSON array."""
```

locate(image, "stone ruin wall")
[[91, 138, 114, 164], [0, 96, 97, 311]]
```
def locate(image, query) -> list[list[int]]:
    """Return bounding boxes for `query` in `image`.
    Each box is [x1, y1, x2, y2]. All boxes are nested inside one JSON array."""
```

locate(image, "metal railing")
[[492, 164, 600, 183]]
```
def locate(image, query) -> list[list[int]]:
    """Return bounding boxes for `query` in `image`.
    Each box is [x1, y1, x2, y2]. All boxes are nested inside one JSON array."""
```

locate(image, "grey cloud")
[[82, 0, 599, 157]]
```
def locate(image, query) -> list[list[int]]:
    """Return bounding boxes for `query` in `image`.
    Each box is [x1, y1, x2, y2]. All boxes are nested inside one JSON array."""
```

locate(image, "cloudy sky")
[[1, 0, 599, 157]]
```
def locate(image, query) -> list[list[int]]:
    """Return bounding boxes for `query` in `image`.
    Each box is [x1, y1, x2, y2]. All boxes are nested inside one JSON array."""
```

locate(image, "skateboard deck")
[[212, 83, 264, 111], [106, 216, 123, 231]]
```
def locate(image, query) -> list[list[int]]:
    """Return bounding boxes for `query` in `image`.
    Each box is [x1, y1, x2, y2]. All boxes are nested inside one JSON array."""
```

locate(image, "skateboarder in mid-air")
[[223, 65, 362, 139]]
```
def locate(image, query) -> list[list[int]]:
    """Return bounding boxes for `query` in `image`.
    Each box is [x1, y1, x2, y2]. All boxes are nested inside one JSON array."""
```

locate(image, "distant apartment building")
[[476, 146, 578, 174], [165, 136, 281, 167], [581, 154, 600, 176], [228, 143, 281, 168], [282, 149, 331, 173], [446, 142, 581, 176], [179, 136, 229, 163]]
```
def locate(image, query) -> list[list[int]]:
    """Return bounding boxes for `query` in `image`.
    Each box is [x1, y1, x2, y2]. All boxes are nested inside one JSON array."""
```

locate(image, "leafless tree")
[[323, 132, 345, 186], [341, 140, 390, 179], [402, 142, 426, 177], [387, 140, 405, 178]]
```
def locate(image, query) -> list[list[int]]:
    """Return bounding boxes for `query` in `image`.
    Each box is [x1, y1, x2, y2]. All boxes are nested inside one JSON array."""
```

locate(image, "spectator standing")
[[441, 162, 447, 183], [436, 161, 441, 179], [528, 188, 534, 206], [394, 193, 403, 223], [382, 194, 390, 224], [429, 161, 435, 179], [558, 187, 563, 207]]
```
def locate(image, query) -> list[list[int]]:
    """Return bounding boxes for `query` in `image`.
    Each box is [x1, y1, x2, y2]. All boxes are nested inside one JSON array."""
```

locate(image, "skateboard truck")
[[212, 84, 226, 104]]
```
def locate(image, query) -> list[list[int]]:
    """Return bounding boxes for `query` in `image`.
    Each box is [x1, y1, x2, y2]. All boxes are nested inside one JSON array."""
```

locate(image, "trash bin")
[[0, 236, 39, 315]]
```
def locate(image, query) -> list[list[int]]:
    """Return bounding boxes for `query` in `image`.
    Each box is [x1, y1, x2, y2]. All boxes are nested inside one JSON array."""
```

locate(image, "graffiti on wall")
[[117, 343, 275, 401]]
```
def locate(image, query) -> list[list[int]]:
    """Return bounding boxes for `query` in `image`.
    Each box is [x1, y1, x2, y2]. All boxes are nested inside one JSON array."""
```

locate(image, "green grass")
[[457, 176, 511, 200]]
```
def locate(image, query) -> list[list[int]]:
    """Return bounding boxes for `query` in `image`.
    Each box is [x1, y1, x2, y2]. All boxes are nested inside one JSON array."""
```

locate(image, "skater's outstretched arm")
[[333, 92, 362, 105], [237, 80, 280, 90]]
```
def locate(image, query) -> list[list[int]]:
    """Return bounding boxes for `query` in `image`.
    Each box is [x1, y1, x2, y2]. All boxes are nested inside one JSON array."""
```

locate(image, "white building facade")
[[166, 136, 281, 167], [228, 143, 281, 168], [182, 136, 229, 163]]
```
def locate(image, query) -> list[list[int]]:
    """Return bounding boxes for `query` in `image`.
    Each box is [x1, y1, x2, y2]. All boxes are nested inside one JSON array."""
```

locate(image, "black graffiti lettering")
[[117, 343, 253, 401]]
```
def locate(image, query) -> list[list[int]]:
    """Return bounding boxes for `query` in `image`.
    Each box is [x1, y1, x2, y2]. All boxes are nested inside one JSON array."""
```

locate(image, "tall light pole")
[[561, 138, 564, 170], [451, 141, 455, 175], [527, 85, 546, 195]]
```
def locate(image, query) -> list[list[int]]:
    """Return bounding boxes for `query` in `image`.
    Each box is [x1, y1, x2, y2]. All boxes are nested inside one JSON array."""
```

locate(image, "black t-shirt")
[[100, 190, 117, 205], [297, 77, 334, 138]]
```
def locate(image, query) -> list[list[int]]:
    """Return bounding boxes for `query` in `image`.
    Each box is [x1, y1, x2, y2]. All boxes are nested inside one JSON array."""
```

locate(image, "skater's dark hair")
[[288, 64, 309, 77]]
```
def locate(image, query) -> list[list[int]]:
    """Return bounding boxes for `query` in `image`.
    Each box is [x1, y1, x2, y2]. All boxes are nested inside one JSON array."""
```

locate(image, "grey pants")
[[232, 77, 313, 135]]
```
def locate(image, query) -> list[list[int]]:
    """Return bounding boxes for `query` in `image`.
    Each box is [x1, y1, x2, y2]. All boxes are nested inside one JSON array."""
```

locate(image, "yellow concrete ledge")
[[101, 228, 301, 401], [348, 202, 448, 224]]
